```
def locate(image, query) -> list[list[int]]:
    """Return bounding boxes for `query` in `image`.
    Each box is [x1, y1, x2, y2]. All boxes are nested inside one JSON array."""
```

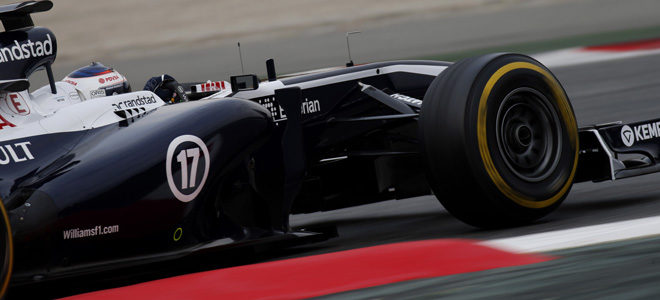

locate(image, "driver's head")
[[63, 62, 131, 100]]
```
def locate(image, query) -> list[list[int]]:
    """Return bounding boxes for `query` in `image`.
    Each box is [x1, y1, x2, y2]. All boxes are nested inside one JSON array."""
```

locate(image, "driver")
[[143, 74, 189, 104], [63, 62, 188, 103], [62, 62, 132, 100], [31, 62, 188, 112], [30, 62, 133, 113]]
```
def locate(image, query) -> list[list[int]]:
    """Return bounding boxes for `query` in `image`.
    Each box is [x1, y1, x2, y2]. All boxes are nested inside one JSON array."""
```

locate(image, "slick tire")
[[0, 200, 11, 299], [419, 53, 579, 228]]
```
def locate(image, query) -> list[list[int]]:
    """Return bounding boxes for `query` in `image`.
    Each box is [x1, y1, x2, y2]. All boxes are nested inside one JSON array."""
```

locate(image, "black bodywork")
[[0, 1, 448, 285], [248, 61, 447, 215], [3, 61, 445, 285], [3, 98, 294, 283]]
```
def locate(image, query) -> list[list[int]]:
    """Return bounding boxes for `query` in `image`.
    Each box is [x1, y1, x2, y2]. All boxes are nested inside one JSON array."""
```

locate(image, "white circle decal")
[[166, 135, 210, 202], [621, 125, 634, 147], [1, 93, 30, 116]]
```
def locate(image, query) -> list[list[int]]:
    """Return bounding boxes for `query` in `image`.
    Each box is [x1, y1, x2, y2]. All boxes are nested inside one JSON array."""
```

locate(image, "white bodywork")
[[0, 83, 165, 143]]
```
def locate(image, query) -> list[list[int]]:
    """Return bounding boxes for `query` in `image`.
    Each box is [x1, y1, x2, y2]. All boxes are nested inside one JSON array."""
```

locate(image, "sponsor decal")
[[62, 224, 119, 240], [391, 93, 422, 106], [621, 125, 634, 147], [0, 34, 53, 63], [301, 98, 321, 114], [3, 93, 30, 116], [0, 141, 34, 165], [69, 92, 80, 101], [166, 135, 210, 202], [99, 74, 120, 84], [111, 95, 158, 110], [620, 122, 660, 147], [63, 79, 77, 86], [90, 89, 106, 99], [104, 83, 127, 97], [195, 81, 227, 92], [109, 75, 120, 81], [0, 114, 15, 130], [257, 97, 285, 121], [256, 97, 321, 122]]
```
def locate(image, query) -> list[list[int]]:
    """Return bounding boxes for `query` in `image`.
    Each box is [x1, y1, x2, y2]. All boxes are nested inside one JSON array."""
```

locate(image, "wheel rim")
[[495, 87, 562, 182]]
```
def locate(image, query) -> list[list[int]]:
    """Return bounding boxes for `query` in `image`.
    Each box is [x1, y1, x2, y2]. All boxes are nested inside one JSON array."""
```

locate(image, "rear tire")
[[420, 53, 579, 228], [0, 200, 12, 299]]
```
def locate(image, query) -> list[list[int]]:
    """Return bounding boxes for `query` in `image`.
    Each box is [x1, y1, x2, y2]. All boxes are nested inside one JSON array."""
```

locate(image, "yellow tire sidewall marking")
[[0, 199, 12, 298], [477, 61, 578, 209]]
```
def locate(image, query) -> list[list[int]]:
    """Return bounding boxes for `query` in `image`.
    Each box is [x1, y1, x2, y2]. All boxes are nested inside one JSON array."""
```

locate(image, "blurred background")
[[13, 0, 660, 88]]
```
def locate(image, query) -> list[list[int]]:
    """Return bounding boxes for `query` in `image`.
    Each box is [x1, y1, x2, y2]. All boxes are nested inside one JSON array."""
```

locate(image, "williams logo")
[[0, 34, 53, 63], [621, 125, 634, 147], [63, 224, 119, 240]]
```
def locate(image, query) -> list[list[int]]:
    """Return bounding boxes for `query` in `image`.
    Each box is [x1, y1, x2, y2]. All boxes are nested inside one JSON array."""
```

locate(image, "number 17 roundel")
[[166, 135, 210, 202]]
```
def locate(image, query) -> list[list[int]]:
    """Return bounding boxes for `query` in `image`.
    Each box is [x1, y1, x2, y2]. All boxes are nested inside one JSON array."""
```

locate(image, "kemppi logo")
[[621, 122, 660, 147], [621, 125, 634, 147]]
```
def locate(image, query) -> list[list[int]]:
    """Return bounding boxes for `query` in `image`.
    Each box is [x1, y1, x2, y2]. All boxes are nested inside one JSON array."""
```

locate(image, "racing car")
[[0, 0, 655, 297]]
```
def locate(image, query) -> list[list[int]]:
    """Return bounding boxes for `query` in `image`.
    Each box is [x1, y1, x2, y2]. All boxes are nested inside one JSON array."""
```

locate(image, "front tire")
[[420, 53, 579, 228]]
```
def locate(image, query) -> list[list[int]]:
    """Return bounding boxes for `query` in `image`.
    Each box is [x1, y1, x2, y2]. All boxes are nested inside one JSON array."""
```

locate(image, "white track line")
[[480, 215, 660, 253], [534, 48, 660, 68]]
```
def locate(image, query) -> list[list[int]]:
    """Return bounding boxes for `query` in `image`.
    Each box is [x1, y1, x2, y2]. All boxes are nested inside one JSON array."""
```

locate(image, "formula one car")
[[1, 0, 656, 297]]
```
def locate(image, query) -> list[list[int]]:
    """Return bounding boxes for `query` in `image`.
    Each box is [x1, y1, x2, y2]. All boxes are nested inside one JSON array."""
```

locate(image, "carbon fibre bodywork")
[[3, 98, 285, 283], [3, 61, 453, 284]]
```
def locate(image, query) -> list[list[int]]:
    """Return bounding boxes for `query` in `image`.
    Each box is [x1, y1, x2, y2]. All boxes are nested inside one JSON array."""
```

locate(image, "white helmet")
[[62, 62, 131, 100]]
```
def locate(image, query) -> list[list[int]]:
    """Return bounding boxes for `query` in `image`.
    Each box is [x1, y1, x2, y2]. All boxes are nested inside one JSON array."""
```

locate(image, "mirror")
[[230, 74, 259, 92]]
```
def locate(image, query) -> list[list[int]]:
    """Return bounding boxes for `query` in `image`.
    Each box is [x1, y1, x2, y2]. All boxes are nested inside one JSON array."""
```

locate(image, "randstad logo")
[[0, 34, 53, 63]]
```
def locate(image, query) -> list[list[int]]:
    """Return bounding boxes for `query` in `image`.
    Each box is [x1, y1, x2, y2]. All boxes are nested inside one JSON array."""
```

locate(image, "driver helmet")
[[62, 62, 131, 100]]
